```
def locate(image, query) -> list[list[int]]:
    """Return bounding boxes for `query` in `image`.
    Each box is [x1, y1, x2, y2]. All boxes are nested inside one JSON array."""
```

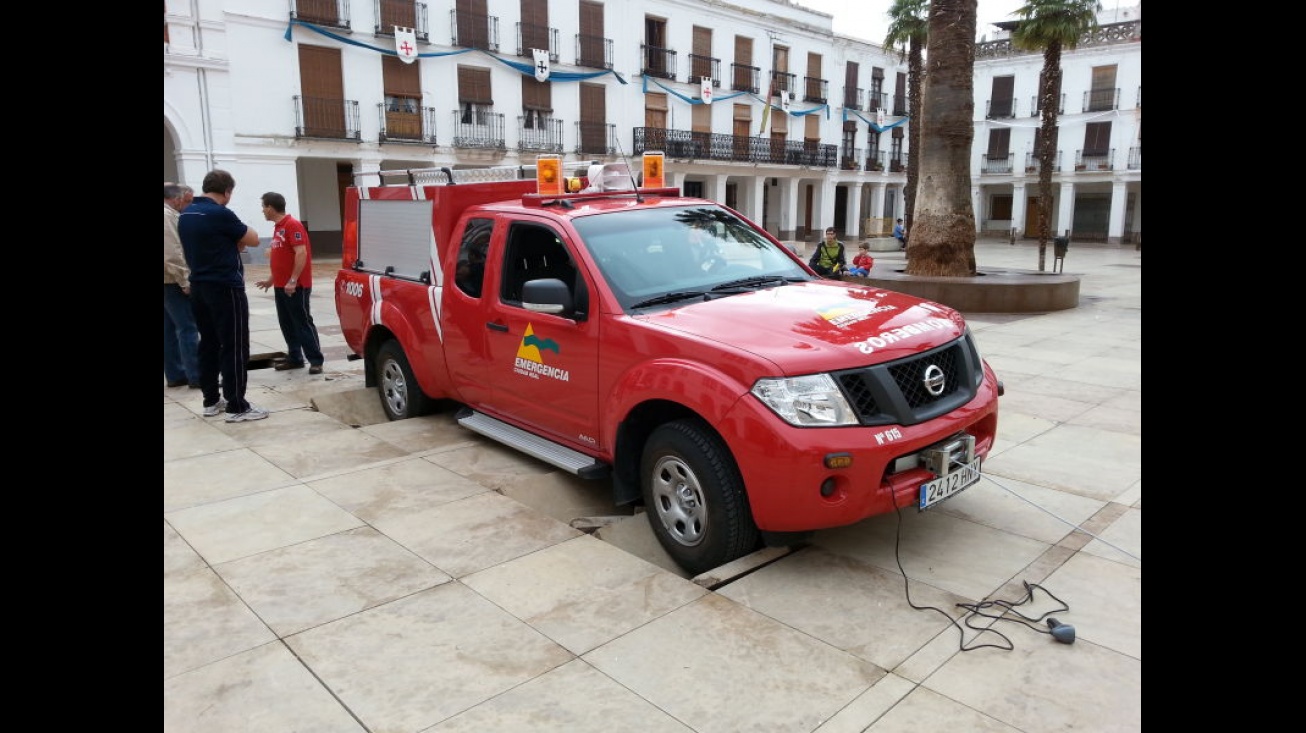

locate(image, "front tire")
[[375, 340, 432, 421], [641, 419, 759, 575]]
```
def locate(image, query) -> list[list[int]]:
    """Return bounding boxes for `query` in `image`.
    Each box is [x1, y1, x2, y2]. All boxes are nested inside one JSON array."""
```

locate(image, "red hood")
[[638, 280, 966, 375]]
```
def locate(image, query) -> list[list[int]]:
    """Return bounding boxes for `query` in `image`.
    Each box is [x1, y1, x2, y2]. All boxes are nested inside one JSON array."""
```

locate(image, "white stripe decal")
[[370, 274, 383, 326], [428, 286, 443, 342]]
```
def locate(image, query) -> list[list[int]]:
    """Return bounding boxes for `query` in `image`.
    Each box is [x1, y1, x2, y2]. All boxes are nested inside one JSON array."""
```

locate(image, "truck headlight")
[[751, 374, 858, 427]]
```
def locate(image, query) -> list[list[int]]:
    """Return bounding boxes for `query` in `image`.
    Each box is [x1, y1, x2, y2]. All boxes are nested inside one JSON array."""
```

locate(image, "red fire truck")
[[335, 158, 1002, 575]]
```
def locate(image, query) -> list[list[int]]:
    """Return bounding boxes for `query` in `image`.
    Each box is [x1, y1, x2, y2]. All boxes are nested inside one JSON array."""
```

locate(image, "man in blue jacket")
[[179, 169, 267, 422]]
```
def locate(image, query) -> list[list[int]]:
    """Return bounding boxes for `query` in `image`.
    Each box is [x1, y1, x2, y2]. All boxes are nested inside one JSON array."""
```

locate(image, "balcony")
[[374, 1, 428, 41], [291, 0, 350, 29], [1074, 149, 1113, 171], [1127, 146, 1141, 170], [687, 54, 720, 87], [730, 63, 759, 94], [450, 108, 505, 149], [843, 87, 864, 111], [1023, 151, 1063, 173], [641, 44, 677, 81], [986, 98, 1017, 119], [868, 91, 887, 111], [803, 77, 828, 104], [632, 127, 838, 168], [450, 9, 498, 51], [981, 153, 1013, 174], [575, 33, 613, 69], [1029, 94, 1065, 117], [770, 70, 796, 95], [516, 22, 558, 62], [294, 95, 361, 141], [890, 154, 907, 172], [840, 147, 861, 171], [1083, 88, 1119, 112], [518, 115, 564, 153], [575, 122, 616, 155], [866, 150, 884, 171], [892, 94, 907, 116], [377, 99, 437, 144]]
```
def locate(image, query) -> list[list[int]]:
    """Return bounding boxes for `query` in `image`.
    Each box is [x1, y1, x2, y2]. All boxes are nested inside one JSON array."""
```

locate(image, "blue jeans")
[[163, 283, 200, 384], [273, 286, 324, 367]]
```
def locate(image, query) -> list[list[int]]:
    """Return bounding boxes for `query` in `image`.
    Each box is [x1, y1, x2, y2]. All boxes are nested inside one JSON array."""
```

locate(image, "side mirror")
[[522, 278, 574, 317]]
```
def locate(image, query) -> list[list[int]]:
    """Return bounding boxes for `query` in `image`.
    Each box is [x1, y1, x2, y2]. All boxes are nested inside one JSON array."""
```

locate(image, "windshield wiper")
[[710, 275, 793, 292], [630, 291, 708, 309]]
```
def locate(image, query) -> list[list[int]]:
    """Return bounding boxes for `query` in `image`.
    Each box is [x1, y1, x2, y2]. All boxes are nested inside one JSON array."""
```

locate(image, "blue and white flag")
[[532, 48, 551, 82], [394, 26, 418, 64]]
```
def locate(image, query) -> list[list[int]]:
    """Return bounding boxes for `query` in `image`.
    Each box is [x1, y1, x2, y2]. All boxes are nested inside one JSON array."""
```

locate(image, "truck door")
[[475, 218, 601, 452]]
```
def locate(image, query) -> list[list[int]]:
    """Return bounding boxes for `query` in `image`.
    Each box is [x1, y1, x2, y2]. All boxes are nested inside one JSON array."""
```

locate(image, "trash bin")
[[1052, 236, 1069, 273]]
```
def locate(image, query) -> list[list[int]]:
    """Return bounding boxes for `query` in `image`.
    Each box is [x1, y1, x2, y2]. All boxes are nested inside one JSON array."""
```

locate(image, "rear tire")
[[375, 340, 433, 421], [641, 419, 759, 575]]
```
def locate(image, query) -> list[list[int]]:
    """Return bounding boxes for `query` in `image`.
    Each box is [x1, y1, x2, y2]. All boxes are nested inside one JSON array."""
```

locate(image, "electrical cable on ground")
[[891, 453, 1138, 651]]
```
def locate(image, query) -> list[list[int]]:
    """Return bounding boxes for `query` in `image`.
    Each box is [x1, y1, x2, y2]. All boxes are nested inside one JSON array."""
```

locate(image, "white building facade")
[[163, 0, 1140, 253], [972, 4, 1141, 244]]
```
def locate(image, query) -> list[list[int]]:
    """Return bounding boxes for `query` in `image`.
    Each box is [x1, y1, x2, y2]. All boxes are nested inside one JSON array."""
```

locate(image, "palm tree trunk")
[[906, 0, 977, 277], [1036, 42, 1063, 272]]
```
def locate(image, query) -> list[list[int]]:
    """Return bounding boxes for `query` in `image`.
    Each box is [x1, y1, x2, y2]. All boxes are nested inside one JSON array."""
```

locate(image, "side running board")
[[456, 408, 611, 479]]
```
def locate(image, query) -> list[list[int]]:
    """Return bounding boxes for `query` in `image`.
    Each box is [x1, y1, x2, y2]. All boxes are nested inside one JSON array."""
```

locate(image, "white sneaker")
[[225, 405, 269, 423], [202, 399, 227, 417]]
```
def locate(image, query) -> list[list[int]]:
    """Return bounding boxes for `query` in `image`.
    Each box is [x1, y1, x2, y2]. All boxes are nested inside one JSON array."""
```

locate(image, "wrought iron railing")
[[294, 95, 361, 140], [641, 44, 677, 80], [633, 127, 838, 167], [450, 109, 505, 148], [575, 33, 613, 69], [730, 63, 759, 93], [373, 0, 427, 41], [1023, 151, 1063, 173], [986, 98, 1017, 119], [450, 9, 498, 51], [982, 153, 1013, 174], [770, 70, 795, 94], [1030, 94, 1065, 116], [1075, 149, 1114, 171], [803, 77, 828, 104], [377, 102, 437, 144], [977, 20, 1141, 58], [291, 0, 350, 29], [1083, 88, 1119, 112], [516, 22, 558, 61], [687, 54, 720, 86], [518, 115, 564, 153], [575, 121, 615, 155], [1127, 146, 1141, 170], [843, 87, 864, 111]]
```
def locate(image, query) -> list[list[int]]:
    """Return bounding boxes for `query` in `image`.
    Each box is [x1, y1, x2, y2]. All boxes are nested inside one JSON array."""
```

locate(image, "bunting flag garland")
[[284, 19, 626, 84], [640, 75, 828, 119], [844, 108, 909, 132]]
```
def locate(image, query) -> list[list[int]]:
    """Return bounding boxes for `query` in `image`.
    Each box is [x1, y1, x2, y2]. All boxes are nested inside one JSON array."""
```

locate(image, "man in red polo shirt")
[[255, 192, 325, 375]]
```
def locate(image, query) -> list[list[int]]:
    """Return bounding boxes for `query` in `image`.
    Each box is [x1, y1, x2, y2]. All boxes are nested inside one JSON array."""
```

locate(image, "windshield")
[[573, 205, 812, 311]]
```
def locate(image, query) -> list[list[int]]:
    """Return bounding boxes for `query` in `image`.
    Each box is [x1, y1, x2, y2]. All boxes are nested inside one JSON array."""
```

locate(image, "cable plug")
[[1046, 617, 1076, 644]]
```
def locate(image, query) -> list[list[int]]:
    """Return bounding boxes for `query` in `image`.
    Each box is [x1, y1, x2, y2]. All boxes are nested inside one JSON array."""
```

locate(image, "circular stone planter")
[[841, 267, 1081, 313]]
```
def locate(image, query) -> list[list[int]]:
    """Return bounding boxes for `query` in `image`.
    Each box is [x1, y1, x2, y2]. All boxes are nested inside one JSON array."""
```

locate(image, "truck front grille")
[[835, 334, 984, 427]]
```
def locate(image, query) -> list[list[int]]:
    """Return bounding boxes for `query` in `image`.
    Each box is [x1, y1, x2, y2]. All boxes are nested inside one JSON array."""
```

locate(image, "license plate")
[[918, 458, 981, 510]]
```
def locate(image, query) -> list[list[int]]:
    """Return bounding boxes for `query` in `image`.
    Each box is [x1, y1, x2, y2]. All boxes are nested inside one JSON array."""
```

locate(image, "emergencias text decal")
[[514, 324, 570, 382], [855, 318, 954, 355]]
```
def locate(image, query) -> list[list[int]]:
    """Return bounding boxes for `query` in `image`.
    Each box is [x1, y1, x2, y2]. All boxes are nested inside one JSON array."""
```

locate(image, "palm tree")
[[1011, 0, 1101, 271], [906, 0, 978, 277], [883, 0, 927, 251]]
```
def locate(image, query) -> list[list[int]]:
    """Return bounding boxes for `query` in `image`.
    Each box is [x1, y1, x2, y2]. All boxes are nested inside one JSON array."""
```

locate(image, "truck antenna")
[[613, 135, 643, 203]]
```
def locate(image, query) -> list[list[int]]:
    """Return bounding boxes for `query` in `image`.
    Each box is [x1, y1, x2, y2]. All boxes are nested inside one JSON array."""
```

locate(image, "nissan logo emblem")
[[923, 364, 946, 396]]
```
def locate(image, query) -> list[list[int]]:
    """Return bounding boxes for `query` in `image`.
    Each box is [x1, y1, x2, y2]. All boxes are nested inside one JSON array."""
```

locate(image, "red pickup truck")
[[335, 160, 1001, 575]]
